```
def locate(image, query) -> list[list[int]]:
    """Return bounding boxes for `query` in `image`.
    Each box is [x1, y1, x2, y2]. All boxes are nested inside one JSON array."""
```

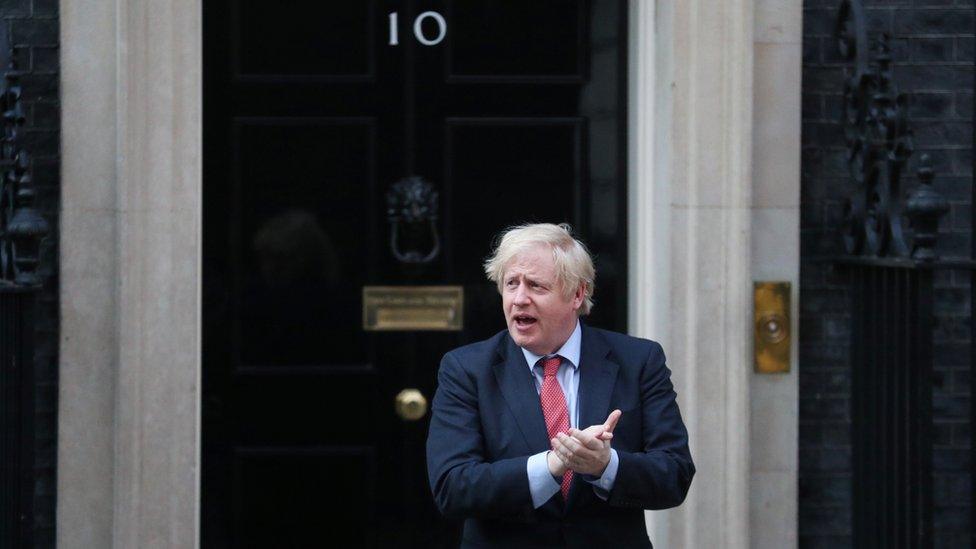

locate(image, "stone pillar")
[[632, 0, 755, 547], [58, 0, 202, 547], [750, 1, 802, 547]]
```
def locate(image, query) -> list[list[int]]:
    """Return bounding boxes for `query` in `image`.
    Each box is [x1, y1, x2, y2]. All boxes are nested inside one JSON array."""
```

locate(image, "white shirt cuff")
[[581, 448, 619, 500], [526, 451, 561, 508]]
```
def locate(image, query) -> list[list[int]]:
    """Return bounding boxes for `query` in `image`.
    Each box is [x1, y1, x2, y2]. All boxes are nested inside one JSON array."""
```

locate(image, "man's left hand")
[[551, 409, 622, 476]]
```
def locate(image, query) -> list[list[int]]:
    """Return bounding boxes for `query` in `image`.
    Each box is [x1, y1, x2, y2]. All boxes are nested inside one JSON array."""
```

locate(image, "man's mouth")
[[513, 314, 537, 328]]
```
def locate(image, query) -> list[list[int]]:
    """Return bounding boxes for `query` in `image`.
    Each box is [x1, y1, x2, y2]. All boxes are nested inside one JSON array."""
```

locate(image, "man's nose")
[[513, 284, 530, 304]]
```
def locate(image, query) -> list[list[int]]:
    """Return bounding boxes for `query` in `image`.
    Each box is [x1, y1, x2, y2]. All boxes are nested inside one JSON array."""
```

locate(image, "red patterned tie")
[[540, 356, 573, 499]]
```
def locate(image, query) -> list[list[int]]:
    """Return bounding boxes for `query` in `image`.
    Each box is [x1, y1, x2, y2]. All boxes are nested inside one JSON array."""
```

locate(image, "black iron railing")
[[847, 262, 935, 547], [833, 1, 975, 547], [0, 23, 48, 547], [0, 288, 35, 545]]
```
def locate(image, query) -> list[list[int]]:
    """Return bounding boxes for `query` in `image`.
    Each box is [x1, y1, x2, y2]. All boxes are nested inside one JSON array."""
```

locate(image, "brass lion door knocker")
[[386, 176, 441, 264]]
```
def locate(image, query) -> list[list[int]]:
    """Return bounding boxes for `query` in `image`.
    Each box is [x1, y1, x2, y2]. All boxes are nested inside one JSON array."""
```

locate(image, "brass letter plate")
[[363, 286, 463, 331], [754, 281, 791, 374]]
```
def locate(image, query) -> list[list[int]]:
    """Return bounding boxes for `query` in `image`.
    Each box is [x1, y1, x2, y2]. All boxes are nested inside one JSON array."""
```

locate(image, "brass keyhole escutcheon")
[[395, 388, 428, 421]]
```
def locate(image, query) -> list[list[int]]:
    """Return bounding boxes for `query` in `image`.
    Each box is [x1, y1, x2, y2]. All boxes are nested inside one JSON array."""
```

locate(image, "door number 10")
[[388, 11, 447, 46]]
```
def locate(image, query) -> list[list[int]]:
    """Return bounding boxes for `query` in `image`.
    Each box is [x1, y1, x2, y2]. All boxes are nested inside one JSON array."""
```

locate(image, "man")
[[426, 223, 694, 548]]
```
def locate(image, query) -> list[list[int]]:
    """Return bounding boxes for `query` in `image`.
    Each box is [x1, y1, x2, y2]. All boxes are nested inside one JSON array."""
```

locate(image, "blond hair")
[[483, 223, 595, 315]]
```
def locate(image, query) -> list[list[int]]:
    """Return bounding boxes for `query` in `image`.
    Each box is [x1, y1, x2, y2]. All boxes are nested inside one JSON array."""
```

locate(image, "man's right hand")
[[547, 449, 568, 478]]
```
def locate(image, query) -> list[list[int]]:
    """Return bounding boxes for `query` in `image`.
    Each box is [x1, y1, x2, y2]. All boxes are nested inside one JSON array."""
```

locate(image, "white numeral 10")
[[388, 11, 447, 46]]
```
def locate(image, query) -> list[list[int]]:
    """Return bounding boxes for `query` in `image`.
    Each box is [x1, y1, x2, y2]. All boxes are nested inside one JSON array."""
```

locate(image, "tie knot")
[[541, 356, 561, 378]]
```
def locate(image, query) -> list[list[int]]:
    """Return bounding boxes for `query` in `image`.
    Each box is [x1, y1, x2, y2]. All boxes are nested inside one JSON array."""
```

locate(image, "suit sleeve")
[[426, 352, 536, 520], [609, 342, 695, 509]]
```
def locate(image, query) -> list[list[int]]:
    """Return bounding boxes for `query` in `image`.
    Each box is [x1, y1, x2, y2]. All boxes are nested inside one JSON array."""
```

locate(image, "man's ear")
[[572, 283, 586, 310]]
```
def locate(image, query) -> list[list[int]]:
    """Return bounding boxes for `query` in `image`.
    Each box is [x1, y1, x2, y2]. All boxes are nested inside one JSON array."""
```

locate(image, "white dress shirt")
[[522, 320, 619, 507]]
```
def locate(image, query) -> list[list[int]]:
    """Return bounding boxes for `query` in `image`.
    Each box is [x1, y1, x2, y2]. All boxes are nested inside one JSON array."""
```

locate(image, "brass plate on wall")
[[363, 286, 463, 331], [754, 282, 791, 374]]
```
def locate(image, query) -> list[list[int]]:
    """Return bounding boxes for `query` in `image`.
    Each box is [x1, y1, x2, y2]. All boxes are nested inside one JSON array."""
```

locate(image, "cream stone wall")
[[750, 0, 802, 547], [632, 0, 801, 547], [58, 0, 202, 547], [58, 0, 119, 544]]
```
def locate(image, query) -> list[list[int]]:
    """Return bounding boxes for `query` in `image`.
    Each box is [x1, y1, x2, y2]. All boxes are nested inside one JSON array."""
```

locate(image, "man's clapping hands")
[[547, 409, 622, 477]]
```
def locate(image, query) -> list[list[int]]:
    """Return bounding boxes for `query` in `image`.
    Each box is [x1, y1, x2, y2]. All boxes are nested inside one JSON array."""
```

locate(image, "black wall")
[[801, 1, 973, 547], [2, 0, 59, 546]]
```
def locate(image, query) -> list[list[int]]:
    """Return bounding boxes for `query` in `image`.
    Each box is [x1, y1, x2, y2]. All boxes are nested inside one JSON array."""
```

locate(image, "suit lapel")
[[576, 325, 619, 438], [491, 336, 550, 453]]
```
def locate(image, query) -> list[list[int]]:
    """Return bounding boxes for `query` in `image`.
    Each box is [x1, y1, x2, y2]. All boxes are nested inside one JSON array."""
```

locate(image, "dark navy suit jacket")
[[426, 323, 695, 548]]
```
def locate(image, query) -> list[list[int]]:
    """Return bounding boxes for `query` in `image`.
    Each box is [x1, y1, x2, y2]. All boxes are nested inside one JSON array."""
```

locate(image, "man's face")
[[501, 244, 584, 355]]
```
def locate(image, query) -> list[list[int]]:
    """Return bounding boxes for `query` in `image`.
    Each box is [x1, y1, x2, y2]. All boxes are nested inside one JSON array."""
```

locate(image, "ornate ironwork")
[[905, 155, 949, 262], [830, 3, 958, 547], [835, 0, 947, 261], [386, 176, 440, 264], [0, 27, 47, 286], [0, 24, 41, 548]]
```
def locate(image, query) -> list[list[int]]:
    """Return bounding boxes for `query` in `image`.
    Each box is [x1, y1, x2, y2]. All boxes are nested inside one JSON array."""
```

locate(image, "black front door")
[[202, 1, 628, 546]]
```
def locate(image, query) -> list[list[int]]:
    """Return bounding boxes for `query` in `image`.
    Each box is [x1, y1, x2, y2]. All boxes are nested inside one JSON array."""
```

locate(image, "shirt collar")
[[521, 319, 582, 372]]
